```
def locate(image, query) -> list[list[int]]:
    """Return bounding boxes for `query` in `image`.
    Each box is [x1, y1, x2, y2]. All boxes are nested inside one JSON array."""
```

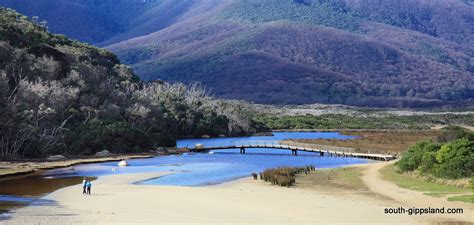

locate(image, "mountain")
[[0, 8, 262, 158], [0, 0, 205, 46], [1, 0, 473, 108]]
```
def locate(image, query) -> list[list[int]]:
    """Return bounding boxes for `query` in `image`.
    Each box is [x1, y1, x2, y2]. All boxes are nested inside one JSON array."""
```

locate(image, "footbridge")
[[187, 141, 395, 161]]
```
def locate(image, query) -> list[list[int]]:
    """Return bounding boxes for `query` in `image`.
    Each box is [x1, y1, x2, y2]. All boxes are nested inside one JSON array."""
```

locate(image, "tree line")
[[0, 8, 266, 158]]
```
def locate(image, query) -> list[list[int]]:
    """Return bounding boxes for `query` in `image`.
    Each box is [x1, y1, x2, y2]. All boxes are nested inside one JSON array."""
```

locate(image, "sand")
[[0, 154, 155, 178], [1, 163, 473, 225]]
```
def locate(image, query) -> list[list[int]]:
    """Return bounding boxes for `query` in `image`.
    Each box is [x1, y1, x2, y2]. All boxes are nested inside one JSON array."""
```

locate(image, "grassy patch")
[[284, 130, 440, 155], [380, 164, 472, 202], [255, 114, 474, 130], [296, 167, 367, 191], [423, 192, 449, 197], [447, 195, 474, 204]]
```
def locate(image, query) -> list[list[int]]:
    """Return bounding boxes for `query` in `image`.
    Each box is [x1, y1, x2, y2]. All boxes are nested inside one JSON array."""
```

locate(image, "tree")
[[435, 138, 474, 178]]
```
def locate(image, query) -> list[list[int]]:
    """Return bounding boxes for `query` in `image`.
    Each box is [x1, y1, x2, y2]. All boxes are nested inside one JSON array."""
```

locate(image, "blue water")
[[66, 132, 370, 186]]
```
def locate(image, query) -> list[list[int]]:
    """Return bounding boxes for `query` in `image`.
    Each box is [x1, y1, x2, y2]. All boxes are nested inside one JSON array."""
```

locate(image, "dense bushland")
[[0, 8, 265, 158], [397, 127, 474, 179]]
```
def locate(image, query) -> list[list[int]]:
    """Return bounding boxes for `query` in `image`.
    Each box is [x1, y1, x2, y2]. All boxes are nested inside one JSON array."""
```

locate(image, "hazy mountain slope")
[[97, 0, 205, 46], [0, 0, 199, 45], [345, 0, 474, 45]]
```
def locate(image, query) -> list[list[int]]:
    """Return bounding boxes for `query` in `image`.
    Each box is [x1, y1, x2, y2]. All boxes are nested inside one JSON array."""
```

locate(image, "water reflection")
[[0, 173, 95, 213]]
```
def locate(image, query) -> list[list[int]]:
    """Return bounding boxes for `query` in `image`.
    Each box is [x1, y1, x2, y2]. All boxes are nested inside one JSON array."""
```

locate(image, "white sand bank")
[[2, 163, 472, 225]]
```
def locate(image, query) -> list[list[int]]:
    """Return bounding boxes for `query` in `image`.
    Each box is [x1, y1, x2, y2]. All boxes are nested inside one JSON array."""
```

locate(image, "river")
[[0, 132, 370, 213]]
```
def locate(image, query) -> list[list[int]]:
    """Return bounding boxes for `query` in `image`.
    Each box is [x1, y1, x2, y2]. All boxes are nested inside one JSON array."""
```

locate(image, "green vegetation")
[[447, 195, 474, 204], [381, 127, 474, 203], [381, 164, 468, 194], [381, 164, 473, 204], [0, 8, 265, 158], [221, 0, 361, 31], [253, 114, 474, 130], [397, 127, 474, 179]]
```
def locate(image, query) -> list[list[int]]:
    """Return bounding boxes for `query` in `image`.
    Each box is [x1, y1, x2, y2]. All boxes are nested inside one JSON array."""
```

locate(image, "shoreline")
[[0, 128, 444, 180], [0, 153, 160, 179], [4, 162, 473, 224], [272, 128, 441, 132]]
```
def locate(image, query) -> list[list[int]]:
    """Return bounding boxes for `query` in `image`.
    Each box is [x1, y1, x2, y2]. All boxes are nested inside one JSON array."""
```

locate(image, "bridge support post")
[[240, 147, 246, 154], [292, 150, 297, 156], [320, 152, 324, 157]]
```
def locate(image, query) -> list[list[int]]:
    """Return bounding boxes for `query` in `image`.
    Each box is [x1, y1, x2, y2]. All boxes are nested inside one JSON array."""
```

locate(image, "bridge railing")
[[281, 140, 357, 154], [235, 140, 281, 147], [188, 140, 358, 154]]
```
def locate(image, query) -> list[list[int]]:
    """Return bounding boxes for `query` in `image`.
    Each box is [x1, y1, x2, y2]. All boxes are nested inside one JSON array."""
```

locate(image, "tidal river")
[[50, 132, 369, 186], [0, 132, 370, 213]]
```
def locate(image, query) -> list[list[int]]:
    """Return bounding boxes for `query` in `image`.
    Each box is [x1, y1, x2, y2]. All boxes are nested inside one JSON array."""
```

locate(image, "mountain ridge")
[[1, 0, 473, 108]]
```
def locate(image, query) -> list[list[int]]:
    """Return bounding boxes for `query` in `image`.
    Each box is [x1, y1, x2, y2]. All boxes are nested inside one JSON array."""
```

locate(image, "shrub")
[[397, 140, 440, 172], [434, 139, 474, 179], [260, 165, 314, 187], [419, 151, 437, 174], [397, 130, 474, 180]]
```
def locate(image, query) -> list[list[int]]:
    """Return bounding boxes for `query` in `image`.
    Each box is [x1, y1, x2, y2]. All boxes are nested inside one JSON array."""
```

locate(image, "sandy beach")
[[0, 154, 156, 178], [2, 163, 473, 225]]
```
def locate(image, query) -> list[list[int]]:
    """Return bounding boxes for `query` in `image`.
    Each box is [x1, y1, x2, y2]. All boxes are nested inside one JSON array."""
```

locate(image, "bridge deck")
[[187, 142, 395, 161]]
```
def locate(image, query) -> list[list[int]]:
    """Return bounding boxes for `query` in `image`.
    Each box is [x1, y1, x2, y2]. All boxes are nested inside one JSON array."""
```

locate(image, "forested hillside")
[[2, 0, 473, 108], [111, 0, 474, 108], [0, 8, 264, 158]]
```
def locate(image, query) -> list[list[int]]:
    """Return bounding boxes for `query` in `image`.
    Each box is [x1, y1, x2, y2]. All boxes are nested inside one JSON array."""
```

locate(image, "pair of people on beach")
[[82, 178, 92, 195]]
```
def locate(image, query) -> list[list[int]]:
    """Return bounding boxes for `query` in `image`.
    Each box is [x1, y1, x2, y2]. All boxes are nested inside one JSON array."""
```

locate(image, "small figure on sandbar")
[[82, 177, 87, 195], [86, 180, 92, 195]]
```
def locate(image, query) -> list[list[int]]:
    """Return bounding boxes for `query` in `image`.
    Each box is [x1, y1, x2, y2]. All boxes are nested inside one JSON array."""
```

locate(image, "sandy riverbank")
[[2, 163, 473, 225], [0, 153, 174, 178]]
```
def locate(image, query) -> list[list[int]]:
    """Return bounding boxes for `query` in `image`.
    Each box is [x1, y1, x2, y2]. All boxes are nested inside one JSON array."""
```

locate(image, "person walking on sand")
[[86, 180, 92, 195], [82, 177, 87, 195]]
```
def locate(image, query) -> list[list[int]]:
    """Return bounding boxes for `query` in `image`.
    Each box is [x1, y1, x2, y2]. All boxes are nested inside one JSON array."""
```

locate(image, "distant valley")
[[2, 0, 473, 108]]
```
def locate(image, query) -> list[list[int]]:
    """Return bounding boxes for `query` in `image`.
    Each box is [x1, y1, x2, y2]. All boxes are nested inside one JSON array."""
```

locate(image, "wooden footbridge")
[[187, 141, 395, 161]]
